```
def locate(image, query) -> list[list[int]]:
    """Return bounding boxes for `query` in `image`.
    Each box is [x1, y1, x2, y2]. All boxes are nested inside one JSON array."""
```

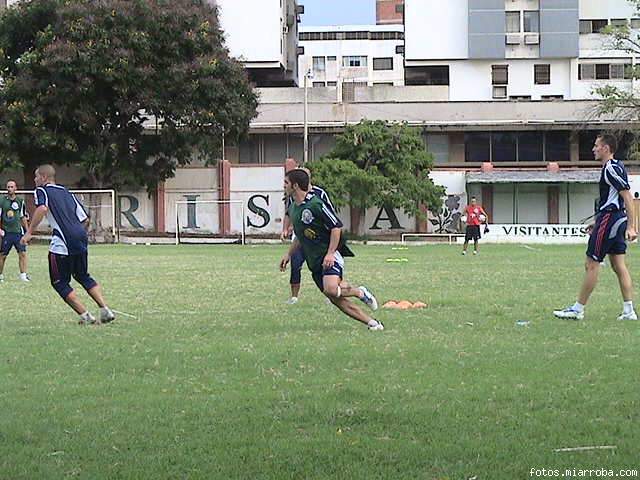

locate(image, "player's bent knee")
[[73, 274, 97, 292], [52, 281, 73, 299], [323, 285, 340, 298]]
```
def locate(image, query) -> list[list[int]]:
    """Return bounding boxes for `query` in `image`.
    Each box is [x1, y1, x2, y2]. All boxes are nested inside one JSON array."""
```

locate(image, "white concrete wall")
[[229, 165, 285, 235], [580, 0, 635, 19], [119, 191, 155, 231], [165, 168, 219, 234], [405, 0, 468, 61], [446, 59, 572, 101]]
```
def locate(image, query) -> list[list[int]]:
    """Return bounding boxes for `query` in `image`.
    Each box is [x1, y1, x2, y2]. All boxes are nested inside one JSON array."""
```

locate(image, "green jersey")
[[0, 195, 26, 234], [289, 192, 343, 272]]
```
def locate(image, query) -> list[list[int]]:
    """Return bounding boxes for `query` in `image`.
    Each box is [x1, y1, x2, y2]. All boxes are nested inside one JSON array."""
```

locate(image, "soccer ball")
[[479, 214, 487, 223]]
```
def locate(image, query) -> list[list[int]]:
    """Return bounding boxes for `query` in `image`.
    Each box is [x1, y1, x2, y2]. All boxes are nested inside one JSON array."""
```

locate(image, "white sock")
[[80, 311, 92, 321], [572, 302, 585, 313], [623, 301, 634, 314], [367, 319, 379, 328], [0, 274, 4, 280]]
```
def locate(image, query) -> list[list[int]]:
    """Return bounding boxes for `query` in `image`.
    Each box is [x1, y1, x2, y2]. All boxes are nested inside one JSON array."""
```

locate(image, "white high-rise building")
[[298, 25, 405, 88], [213, 0, 302, 86], [403, 0, 637, 101]]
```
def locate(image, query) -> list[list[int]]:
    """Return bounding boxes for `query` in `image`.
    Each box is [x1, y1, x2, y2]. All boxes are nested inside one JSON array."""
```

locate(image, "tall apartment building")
[[404, 0, 636, 101], [376, 0, 404, 25], [298, 25, 405, 88], [214, 0, 302, 86]]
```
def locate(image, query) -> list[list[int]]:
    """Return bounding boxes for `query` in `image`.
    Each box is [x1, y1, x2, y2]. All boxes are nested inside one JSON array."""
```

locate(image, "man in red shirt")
[[462, 196, 489, 255]]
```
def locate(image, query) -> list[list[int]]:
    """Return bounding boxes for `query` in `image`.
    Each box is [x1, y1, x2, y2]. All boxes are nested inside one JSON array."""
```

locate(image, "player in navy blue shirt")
[[554, 134, 638, 321], [21, 165, 115, 325]]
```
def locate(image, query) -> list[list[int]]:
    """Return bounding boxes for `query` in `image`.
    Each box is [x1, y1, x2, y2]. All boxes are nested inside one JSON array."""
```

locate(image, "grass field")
[[1, 243, 638, 479]]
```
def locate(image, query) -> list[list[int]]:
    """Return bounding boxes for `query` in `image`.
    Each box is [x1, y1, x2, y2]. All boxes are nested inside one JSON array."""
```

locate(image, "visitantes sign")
[[482, 224, 590, 244]]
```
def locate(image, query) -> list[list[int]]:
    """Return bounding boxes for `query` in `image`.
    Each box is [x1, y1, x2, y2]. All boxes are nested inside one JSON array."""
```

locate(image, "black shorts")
[[465, 225, 481, 241], [49, 251, 97, 298], [1, 232, 26, 255], [586, 212, 627, 262]]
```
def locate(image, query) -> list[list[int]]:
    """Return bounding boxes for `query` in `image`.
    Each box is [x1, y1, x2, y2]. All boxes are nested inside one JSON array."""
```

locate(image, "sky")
[[300, 0, 376, 26]]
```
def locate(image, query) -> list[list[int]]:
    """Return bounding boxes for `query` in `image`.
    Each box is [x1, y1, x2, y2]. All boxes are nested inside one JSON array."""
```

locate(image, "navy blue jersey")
[[34, 184, 89, 255], [598, 159, 630, 213], [285, 185, 335, 215]]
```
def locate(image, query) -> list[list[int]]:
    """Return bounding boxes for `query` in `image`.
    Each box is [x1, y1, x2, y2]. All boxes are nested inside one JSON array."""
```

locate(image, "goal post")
[[174, 199, 246, 245], [4, 188, 118, 243]]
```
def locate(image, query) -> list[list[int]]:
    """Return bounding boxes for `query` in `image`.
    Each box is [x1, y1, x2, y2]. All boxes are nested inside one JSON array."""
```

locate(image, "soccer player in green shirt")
[[0, 180, 30, 282], [279, 169, 383, 330]]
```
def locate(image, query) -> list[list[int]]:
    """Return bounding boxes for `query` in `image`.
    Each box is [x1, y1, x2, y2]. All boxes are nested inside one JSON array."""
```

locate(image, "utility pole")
[[303, 68, 311, 164]]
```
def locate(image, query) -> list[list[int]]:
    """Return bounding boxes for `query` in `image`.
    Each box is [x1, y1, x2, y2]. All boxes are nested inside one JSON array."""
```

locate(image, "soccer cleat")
[[79, 312, 97, 325], [617, 311, 638, 321], [100, 307, 116, 324], [19, 274, 30, 283], [553, 307, 584, 321], [0, 274, 4, 283], [368, 321, 384, 331], [286, 297, 299, 305], [359, 286, 378, 311], [461, 251, 466, 256]]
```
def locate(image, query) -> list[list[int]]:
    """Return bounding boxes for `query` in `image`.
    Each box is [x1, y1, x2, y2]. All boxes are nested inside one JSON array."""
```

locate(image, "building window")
[[546, 131, 570, 162], [327, 81, 337, 86], [611, 19, 628, 28], [519, 132, 543, 162], [395, 3, 404, 13], [534, 64, 551, 85], [578, 64, 595, 79], [506, 11, 520, 33], [312, 81, 325, 87], [465, 133, 491, 162], [523, 11, 540, 33], [426, 134, 449, 164], [342, 56, 367, 67], [492, 86, 508, 99], [312, 56, 325, 73], [610, 64, 627, 79], [374, 82, 394, 86], [344, 31, 368, 40], [579, 63, 632, 80], [405, 66, 449, 86], [396, 45, 405, 54], [492, 132, 517, 162], [595, 63, 610, 79], [327, 56, 337, 61], [492, 65, 509, 84], [632, 18, 640, 29], [579, 19, 608, 34], [373, 57, 394, 71]]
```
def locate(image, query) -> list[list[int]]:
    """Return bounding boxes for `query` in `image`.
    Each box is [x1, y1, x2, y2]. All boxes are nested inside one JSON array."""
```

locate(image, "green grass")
[[1, 244, 638, 479]]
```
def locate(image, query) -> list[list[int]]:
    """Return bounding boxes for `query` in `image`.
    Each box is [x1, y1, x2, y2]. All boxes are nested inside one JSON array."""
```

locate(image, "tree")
[[595, 1, 640, 120], [309, 120, 445, 233], [0, 0, 258, 190]]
